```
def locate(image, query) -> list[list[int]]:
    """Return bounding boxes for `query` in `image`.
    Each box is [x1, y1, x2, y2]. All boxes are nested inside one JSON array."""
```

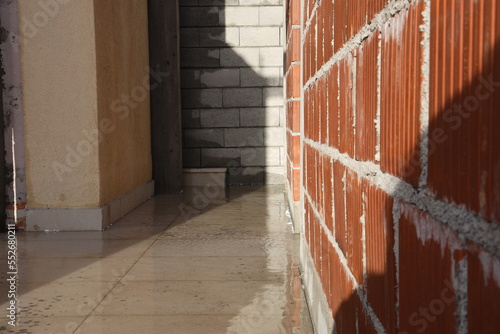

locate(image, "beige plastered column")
[[19, 0, 153, 231]]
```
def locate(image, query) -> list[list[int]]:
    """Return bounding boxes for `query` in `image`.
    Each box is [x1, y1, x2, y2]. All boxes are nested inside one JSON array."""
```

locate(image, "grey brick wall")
[[179, 0, 285, 185]]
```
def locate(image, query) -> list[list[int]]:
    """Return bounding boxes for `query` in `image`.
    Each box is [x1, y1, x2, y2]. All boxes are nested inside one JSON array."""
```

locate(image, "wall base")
[[285, 181, 302, 234], [25, 180, 154, 231], [300, 236, 334, 334], [183, 168, 227, 187]]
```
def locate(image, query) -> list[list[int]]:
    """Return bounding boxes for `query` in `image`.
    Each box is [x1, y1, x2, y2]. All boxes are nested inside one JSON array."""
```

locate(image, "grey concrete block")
[[240, 107, 280, 127], [220, 47, 260, 67], [228, 167, 264, 185], [239, 0, 281, 5], [200, 27, 240, 47], [264, 126, 285, 146], [259, 6, 284, 26], [200, 109, 240, 128], [223, 88, 262, 107], [179, 0, 198, 6], [180, 7, 219, 27], [181, 69, 201, 88], [263, 87, 283, 106], [240, 67, 281, 87], [180, 48, 220, 68], [183, 149, 201, 167], [201, 148, 240, 167], [184, 129, 224, 148], [259, 47, 284, 66], [200, 0, 239, 5], [182, 89, 223, 108], [182, 109, 201, 128], [225, 127, 264, 147], [241, 147, 280, 166], [200, 69, 240, 87], [240, 27, 280, 46], [264, 166, 285, 184], [180, 28, 200, 47], [220, 7, 259, 26]]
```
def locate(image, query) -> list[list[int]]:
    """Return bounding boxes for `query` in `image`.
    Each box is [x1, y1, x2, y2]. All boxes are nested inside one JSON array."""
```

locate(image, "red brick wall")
[[289, 0, 500, 332], [285, 0, 302, 202]]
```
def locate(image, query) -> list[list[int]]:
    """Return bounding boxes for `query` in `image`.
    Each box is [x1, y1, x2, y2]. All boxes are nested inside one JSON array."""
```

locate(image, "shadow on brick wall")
[[330, 30, 500, 334]]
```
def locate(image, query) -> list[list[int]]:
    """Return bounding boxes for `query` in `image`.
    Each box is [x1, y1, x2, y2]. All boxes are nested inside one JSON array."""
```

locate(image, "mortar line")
[[304, 138, 500, 258], [304, 190, 387, 334], [419, 0, 431, 189], [304, 0, 413, 90], [72, 206, 184, 332]]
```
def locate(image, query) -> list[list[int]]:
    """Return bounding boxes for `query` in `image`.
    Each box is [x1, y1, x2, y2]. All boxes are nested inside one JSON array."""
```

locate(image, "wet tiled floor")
[[0, 186, 314, 333]]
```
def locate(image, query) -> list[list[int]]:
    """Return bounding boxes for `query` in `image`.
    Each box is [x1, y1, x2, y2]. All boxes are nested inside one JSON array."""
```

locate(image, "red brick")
[[399, 203, 464, 334], [368, 0, 388, 21], [323, 0, 333, 61], [312, 83, 319, 142], [355, 31, 378, 162], [333, 161, 347, 255], [293, 65, 300, 98], [293, 168, 300, 201], [329, 242, 343, 318], [348, 0, 366, 39], [328, 65, 340, 148], [364, 180, 397, 333], [292, 29, 300, 63], [428, 0, 500, 222], [292, 135, 300, 167], [318, 153, 325, 217], [380, 1, 423, 186], [304, 89, 310, 139], [291, 101, 300, 133], [333, 0, 349, 54], [316, 1, 324, 70], [311, 15, 317, 77], [290, 0, 300, 26], [323, 155, 334, 232], [345, 169, 363, 284], [321, 227, 331, 300], [468, 244, 500, 334], [329, 244, 356, 333], [319, 77, 328, 145], [339, 54, 355, 157], [314, 213, 321, 270]]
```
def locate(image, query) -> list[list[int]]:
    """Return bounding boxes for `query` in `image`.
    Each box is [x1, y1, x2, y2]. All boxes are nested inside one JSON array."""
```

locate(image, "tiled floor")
[[0, 186, 314, 333]]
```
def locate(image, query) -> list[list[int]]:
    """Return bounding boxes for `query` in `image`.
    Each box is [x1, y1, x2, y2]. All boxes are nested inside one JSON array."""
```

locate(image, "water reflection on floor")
[[0, 186, 314, 334]]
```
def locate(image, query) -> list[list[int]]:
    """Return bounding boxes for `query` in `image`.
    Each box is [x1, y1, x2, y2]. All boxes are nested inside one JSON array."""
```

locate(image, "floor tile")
[[17, 239, 154, 259], [98, 280, 288, 316], [0, 257, 137, 283], [0, 186, 313, 333], [77, 314, 298, 334], [0, 316, 85, 334], [142, 237, 290, 257], [124, 256, 286, 281], [0, 281, 114, 317]]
